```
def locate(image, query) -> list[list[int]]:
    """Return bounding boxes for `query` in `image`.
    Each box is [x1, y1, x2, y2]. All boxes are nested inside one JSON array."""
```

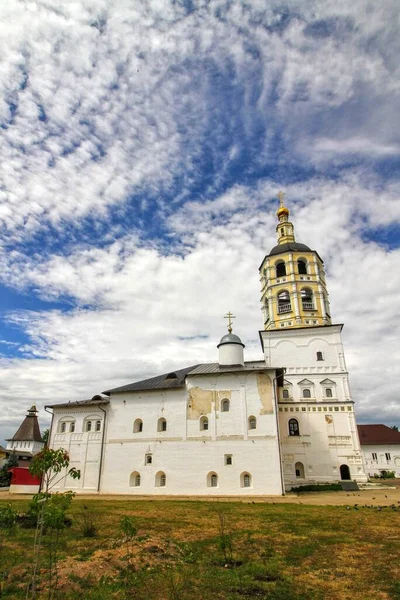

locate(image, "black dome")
[[268, 242, 312, 256]]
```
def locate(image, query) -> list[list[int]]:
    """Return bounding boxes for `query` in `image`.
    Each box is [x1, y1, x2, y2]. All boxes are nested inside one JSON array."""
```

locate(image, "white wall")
[[261, 324, 368, 487], [361, 444, 400, 477], [51, 369, 284, 496]]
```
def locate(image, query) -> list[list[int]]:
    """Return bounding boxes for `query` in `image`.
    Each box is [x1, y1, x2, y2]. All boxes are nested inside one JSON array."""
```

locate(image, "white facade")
[[361, 445, 400, 478], [6, 439, 44, 455], [260, 325, 367, 488], [50, 367, 285, 495]]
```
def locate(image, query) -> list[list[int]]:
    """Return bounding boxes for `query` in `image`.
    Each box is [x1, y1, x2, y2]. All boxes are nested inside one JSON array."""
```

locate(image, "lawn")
[[0, 497, 399, 599]]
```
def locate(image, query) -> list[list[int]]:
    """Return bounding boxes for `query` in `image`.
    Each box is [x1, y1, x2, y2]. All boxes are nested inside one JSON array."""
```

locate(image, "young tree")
[[27, 448, 80, 599]]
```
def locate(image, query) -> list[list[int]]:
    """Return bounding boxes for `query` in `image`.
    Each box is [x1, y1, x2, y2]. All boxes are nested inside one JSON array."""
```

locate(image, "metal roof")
[[45, 397, 110, 409], [217, 333, 245, 347], [103, 361, 270, 395]]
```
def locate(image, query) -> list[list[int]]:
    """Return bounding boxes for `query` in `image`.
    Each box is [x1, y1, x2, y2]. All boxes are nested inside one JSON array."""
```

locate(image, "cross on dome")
[[277, 190, 285, 208], [224, 311, 236, 333]]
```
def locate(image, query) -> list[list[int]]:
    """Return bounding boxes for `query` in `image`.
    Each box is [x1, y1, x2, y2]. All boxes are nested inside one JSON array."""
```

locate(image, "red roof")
[[357, 424, 400, 445]]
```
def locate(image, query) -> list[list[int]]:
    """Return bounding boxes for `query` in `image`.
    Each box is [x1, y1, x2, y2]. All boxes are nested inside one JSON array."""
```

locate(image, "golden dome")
[[276, 206, 289, 218]]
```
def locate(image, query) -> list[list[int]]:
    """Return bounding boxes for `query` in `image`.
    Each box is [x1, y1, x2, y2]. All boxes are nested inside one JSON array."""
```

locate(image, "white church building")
[[47, 195, 367, 495]]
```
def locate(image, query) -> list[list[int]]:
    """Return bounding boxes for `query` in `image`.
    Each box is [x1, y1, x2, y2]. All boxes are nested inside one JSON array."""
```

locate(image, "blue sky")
[[1, 0, 399, 444]]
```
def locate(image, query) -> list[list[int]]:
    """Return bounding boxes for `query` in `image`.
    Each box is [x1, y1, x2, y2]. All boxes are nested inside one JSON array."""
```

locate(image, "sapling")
[[26, 448, 80, 600]]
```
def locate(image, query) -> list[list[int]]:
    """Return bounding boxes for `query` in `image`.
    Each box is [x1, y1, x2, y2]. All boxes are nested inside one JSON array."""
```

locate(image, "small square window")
[[385, 453, 391, 461], [334, 407, 339, 412], [316, 352, 324, 361]]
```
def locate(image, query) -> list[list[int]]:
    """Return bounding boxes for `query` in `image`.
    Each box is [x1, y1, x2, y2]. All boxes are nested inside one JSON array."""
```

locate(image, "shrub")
[[290, 483, 342, 493], [77, 505, 98, 537], [0, 504, 18, 528]]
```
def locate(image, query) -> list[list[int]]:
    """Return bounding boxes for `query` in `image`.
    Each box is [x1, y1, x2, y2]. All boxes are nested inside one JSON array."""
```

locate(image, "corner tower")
[[259, 192, 331, 330]]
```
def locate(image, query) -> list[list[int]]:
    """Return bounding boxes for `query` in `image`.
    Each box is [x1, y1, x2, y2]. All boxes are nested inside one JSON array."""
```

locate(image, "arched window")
[[276, 261, 286, 278], [248, 416, 257, 430], [200, 416, 209, 431], [297, 260, 307, 275], [289, 418, 300, 436], [241, 472, 252, 488], [316, 351, 324, 361], [295, 462, 305, 478], [60, 422, 66, 433], [85, 421, 92, 432], [207, 472, 218, 487], [133, 419, 143, 433], [95, 420, 101, 432], [145, 454, 152, 465], [129, 471, 141, 487], [277, 291, 291, 314], [221, 399, 230, 412], [282, 389, 289, 399], [302, 388, 311, 398], [301, 288, 314, 310], [156, 471, 166, 487], [70, 422, 75, 433], [158, 418, 167, 432]]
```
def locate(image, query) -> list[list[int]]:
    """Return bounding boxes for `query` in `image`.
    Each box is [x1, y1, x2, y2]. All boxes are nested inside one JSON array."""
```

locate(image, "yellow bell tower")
[[259, 193, 332, 330]]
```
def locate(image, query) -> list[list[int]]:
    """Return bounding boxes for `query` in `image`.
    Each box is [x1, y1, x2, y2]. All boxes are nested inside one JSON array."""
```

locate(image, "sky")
[[0, 0, 399, 445]]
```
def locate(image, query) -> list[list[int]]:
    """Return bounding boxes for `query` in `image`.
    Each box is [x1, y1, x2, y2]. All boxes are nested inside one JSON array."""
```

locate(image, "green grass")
[[0, 498, 399, 599]]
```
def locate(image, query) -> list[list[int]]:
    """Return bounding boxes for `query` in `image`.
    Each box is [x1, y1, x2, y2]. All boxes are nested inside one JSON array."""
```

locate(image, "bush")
[[372, 471, 395, 479], [0, 504, 18, 528], [290, 483, 342, 493], [0, 453, 18, 487], [77, 505, 98, 537]]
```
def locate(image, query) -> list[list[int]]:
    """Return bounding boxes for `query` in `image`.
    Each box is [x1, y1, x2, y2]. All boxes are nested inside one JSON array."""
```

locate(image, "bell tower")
[[259, 193, 331, 330]]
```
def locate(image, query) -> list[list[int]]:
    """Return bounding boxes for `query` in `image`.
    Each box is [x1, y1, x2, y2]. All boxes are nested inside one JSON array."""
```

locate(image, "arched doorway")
[[295, 462, 305, 478], [340, 464, 351, 480]]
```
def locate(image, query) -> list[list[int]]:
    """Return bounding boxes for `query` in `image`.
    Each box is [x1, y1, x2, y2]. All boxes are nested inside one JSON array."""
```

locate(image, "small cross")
[[277, 190, 285, 208], [224, 311, 236, 333]]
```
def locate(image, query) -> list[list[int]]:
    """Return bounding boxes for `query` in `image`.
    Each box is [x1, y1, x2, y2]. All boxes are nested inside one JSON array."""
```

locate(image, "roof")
[[268, 242, 312, 256], [46, 397, 110, 410], [103, 361, 271, 395], [357, 424, 400, 445], [9, 411, 42, 442], [258, 243, 324, 270], [0, 445, 7, 454], [217, 333, 245, 347]]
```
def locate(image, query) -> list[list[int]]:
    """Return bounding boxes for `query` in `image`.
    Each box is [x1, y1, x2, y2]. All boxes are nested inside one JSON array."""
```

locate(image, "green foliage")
[[120, 515, 138, 539], [77, 504, 98, 537], [290, 483, 342, 492], [41, 428, 50, 446], [0, 503, 18, 528], [372, 471, 395, 479], [29, 447, 80, 492], [0, 453, 19, 487]]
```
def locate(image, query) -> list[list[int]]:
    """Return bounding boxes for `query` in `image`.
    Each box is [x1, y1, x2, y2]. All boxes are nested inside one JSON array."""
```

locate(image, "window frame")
[[200, 416, 209, 431], [248, 416, 257, 430], [221, 399, 230, 412], [288, 418, 300, 437], [133, 418, 143, 433]]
